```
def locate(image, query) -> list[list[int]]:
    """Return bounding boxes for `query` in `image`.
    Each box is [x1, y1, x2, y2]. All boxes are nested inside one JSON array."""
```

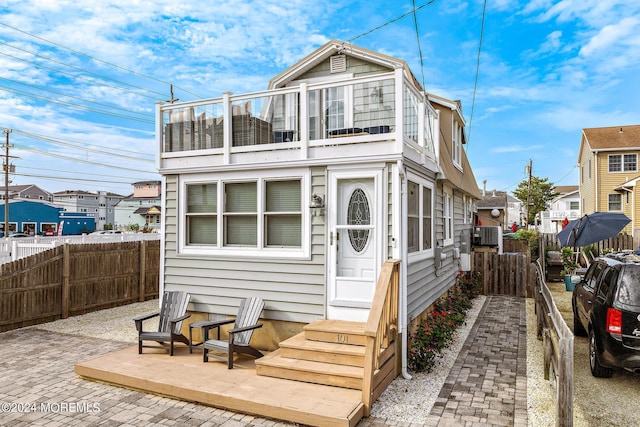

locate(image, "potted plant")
[[561, 247, 580, 291]]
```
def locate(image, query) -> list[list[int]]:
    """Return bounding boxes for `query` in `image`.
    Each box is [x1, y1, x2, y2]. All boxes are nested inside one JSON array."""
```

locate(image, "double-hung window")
[[181, 171, 309, 258], [608, 194, 622, 211], [407, 174, 434, 257], [186, 183, 218, 245], [443, 188, 453, 244], [608, 154, 637, 173], [452, 120, 462, 169]]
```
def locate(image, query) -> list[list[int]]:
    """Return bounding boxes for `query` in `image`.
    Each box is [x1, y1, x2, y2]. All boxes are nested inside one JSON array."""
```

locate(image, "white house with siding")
[[155, 40, 480, 379]]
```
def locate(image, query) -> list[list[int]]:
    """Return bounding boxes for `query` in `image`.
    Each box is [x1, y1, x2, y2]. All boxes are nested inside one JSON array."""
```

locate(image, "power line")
[[14, 144, 157, 174], [411, 0, 426, 91], [0, 21, 202, 100], [466, 0, 487, 148], [19, 165, 154, 181], [13, 130, 155, 162], [347, 0, 438, 43], [0, 42, 166, 99], [0, 76, 154, 121], [15, 172, 144, 186], [0, 84, 155, 124]]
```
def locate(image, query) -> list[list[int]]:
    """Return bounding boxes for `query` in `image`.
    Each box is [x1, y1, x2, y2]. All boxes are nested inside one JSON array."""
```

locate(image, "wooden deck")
[[75, 344, 364, 426]]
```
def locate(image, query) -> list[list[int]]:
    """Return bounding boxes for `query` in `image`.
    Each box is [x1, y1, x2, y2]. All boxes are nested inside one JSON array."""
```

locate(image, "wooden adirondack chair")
[[199, 297, 264, 369], [134, 291, 191, 356]]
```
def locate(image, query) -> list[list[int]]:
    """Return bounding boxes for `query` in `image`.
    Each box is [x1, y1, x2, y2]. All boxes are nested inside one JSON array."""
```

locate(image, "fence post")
[[139, 240, 146, 302], [61, 244, 70, 319]]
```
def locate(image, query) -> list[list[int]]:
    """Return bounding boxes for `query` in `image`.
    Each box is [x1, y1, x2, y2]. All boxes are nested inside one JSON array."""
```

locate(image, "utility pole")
[[2, 128, 12, 237], [526, 159, 532, 229]]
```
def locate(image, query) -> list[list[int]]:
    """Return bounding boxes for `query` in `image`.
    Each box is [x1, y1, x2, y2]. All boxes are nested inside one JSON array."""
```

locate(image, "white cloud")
[[580, 17, 640, 57]]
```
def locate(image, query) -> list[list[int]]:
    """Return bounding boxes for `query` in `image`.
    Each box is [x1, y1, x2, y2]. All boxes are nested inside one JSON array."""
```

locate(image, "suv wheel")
[[589, 329, 613, 378], [572, 304, 587, 336]]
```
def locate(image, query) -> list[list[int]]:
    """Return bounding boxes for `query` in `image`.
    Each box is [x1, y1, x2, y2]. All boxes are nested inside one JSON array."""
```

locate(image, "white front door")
[[327, 169, 383, 322]]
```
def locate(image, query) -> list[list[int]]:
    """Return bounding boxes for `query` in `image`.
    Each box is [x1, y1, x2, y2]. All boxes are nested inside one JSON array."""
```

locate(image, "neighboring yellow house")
[[578, 124, 640, 237]]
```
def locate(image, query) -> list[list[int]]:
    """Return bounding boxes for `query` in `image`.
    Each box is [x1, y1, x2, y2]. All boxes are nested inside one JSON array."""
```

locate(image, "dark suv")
[[572, 252, 640, 377]]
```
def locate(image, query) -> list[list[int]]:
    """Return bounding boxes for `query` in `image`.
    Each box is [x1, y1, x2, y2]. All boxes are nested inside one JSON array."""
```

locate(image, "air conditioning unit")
[[475, 226, 500, 246]]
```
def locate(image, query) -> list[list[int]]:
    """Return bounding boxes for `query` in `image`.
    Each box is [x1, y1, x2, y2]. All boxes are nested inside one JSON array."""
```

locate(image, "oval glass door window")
[[347, 188, 370, 252]]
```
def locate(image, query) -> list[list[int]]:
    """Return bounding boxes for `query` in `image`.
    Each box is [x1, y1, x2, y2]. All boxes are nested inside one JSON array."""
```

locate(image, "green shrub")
[[408, 271, 482, 372]]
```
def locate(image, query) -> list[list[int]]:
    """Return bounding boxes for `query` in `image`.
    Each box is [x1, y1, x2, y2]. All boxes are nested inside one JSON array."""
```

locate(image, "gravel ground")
[[534, 281, 640, 427], [31, 290, 640, 426]]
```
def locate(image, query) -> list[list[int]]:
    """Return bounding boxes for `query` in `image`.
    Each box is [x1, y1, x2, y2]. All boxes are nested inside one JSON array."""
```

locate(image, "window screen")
[[265, 180, 301, 246], [186, 183, 217, 245], [224, 182, 257, 246]]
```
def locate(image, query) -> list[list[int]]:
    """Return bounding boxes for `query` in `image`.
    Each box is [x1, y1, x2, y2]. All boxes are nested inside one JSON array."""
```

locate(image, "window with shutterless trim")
[[181, 172, 308, 257], [407, 175, 434, 256]]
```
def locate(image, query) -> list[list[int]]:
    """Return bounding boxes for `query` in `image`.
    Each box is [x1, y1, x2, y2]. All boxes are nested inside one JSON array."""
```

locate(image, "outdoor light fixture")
[[310, 193, 324, 209]]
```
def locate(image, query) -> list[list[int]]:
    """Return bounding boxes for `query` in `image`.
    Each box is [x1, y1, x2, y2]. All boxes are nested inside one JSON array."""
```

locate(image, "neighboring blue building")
[[0, 199, 62, 236], [0, 199, 96, 236], [58, 212, 96, 235]]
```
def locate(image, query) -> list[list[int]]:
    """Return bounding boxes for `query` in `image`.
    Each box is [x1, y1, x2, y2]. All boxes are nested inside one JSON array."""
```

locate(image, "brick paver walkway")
[[0, 295, 527, 426], [427, 295, 528, 426], [0, 329, 291, 426]]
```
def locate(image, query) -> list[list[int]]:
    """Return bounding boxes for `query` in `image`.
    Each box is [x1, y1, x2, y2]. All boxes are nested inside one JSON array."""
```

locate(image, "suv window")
[[617, 265, 640, 308], [596, 267, 617, 301], [584, 262, 603, 290]]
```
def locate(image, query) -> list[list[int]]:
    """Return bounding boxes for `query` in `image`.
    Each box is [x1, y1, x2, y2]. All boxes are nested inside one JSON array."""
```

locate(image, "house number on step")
[[337, 333, 348, 343]]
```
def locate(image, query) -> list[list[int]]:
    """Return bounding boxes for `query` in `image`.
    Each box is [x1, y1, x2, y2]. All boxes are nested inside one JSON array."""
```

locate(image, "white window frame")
[[463, 195, 474, 224], [443, 187, 454, 245], [608, 154, 638, 173], [608, 193, 622, 211], [178, 169, 310, 259], [407, 172, 435, 260], [452, 119, 462, 169]]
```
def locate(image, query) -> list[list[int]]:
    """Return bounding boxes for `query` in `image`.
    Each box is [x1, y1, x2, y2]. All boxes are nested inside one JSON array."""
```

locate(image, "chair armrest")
[[228, 323, 263, 335], [133, 312, 159, 332], [133, 311, 160, 322], [169, 313, 191, 324], [200, 319, 235, 338]]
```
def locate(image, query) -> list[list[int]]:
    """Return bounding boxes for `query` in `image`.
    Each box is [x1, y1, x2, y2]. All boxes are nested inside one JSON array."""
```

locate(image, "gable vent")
[[330, 55, 347, 73]]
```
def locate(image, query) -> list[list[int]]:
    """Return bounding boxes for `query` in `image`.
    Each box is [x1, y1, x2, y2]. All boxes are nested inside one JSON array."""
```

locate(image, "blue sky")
[[0, 0, 638, 196]]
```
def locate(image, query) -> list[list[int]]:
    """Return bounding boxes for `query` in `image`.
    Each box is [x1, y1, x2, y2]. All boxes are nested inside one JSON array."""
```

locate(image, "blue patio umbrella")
[[557, 212, 630, 249]]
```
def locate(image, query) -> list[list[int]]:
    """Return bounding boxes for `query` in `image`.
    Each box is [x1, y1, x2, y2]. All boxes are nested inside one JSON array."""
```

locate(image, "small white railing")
[[0, 233, 161, 265]]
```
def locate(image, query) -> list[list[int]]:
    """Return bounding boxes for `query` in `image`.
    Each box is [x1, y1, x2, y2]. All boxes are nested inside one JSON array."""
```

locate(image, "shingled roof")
[[583, 125, 640, 150]]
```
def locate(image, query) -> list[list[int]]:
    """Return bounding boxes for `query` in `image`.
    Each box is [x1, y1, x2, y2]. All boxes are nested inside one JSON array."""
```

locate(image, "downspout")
[[593, 152, 598, 213], [397, 160, 411, 380]]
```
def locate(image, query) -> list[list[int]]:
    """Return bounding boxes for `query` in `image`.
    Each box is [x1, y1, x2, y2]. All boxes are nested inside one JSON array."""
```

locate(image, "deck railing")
[[159, 72, 437, 160], [362, 259, 400, 416]]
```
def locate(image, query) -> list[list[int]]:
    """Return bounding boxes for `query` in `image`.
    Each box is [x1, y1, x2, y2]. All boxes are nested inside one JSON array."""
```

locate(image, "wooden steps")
[[255, 319, 369, 389]]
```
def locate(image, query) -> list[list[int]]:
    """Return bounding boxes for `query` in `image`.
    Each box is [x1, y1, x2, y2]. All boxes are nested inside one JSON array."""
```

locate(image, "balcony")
[[157, 71, 438, 171]]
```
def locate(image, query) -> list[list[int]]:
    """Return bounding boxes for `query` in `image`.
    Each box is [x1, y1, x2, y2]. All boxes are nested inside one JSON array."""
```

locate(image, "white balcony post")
[[299, 83, 308, 159], [222, 91, 232, 165], [418, 92, 425, 164], [155, 102, 163, 171], [394, 68, 404, 153]]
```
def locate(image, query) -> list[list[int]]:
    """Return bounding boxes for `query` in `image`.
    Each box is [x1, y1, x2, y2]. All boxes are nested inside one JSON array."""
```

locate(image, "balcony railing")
[[159, 72, 437, 160]]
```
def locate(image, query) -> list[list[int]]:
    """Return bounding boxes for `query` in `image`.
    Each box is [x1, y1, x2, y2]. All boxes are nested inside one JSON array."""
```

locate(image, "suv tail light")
[[606, 308, 622, 334]]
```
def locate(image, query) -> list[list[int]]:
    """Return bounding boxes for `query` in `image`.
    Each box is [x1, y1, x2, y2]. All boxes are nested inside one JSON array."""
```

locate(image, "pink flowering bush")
[[408, 271, 482, 372]]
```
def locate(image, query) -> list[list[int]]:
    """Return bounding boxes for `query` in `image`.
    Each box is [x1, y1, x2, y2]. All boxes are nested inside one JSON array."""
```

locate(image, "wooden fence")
[[0, 240, 160, 333], [540, 232, 635, 254], [473, 238, 534, 297], [533, 259, 574, 426]]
